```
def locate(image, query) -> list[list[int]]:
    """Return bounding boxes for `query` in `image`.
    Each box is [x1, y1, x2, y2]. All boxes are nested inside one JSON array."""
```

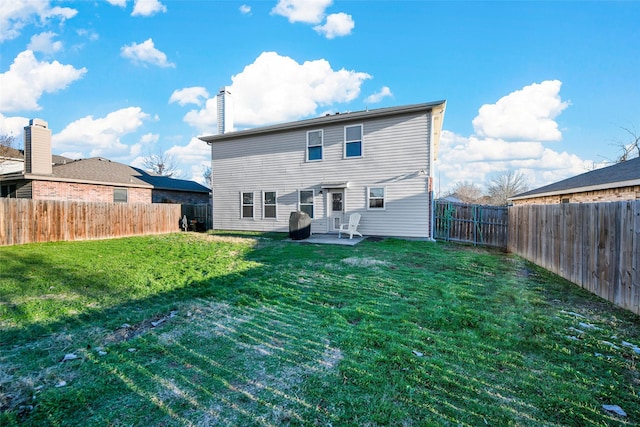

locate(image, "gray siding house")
[[200, 101, 446, 238]]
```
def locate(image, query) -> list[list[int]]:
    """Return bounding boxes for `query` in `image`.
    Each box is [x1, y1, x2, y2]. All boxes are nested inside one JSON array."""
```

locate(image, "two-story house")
[[200, 101, 446, 238]]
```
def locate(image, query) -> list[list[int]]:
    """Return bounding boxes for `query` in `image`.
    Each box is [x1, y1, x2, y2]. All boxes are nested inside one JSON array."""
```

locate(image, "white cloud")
[[129, 132, 158, 157], [0, 0, 77, 43], [28, 32, 62, 54], [434, 81, 600, 195], [132, 0, 167, 17], [77, 29, 99, 42], [167, 137, 210, 165], [240, 4, 251, 15], [105, 0, 127, 6], [52, 107, 149, 158], [0, 50, 87, 112], [472, 80, 569, 141], [364, 86, 393, 104], [0, 114, 29, 141], [271, 0, 332, 24], [183, 98, 218, 135], [166, 137, 211, 183], [120, 38, 175, 68], [169, 87, 209, 106], [314, 12, 354, 39], [183, 52, 371, 132]]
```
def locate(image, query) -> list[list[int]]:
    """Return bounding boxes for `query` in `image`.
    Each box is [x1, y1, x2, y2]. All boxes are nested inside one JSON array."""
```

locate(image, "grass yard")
[[1, 232, 638, 426]]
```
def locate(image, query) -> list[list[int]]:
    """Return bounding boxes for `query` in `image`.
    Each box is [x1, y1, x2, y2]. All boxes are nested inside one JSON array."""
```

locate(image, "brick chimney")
[[24, 118, 52, 175]]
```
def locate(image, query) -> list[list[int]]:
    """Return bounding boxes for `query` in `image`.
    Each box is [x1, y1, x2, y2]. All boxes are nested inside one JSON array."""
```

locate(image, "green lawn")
[[1, 233, 638, 426]]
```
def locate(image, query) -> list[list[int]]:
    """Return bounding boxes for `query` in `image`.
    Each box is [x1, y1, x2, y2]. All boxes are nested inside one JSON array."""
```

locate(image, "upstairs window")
[[307, 130, 323, 161], [241, 192, 254, 218], [299, 190, 315, 218], [263, 191, 277, 219], [113, 188, 128, 203], [368, 187, 385, 210], [345, 124, 363, 158]]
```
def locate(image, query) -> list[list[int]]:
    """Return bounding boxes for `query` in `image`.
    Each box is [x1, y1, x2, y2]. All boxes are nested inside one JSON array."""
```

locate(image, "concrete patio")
[[288, 233, 366, 246]]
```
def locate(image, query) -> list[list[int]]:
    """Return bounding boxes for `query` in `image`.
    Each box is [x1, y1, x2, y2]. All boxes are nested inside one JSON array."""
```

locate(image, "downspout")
[[427, 111, 436, 242], [206, 140, 214, 231]]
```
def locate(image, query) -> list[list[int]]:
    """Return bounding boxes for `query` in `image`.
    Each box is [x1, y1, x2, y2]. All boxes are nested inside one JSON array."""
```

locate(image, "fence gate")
[[434, 201, 508, 249], [181, 204, 212, 231]]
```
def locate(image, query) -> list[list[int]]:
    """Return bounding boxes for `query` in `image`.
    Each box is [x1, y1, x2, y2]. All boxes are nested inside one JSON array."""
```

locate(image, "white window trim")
[[241, 191, 254, 219], [298, 189, 315, 219], [367, 186, 386, 210], [344, 124, 363, 159], [263, 191, 278, 219], [306, 129, 323, 162]]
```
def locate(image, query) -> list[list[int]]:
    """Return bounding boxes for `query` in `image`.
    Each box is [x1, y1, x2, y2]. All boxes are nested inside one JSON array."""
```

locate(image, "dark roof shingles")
[[515, 156, 640, 198]]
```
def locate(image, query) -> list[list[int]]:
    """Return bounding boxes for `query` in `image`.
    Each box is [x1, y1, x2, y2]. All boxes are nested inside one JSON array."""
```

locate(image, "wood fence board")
[[508, 201, 639, 315], [1, 199, 182, 246]]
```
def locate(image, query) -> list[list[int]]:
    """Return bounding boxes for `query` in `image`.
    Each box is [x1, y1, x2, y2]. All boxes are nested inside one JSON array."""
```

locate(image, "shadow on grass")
[[1, 235, 638, 426]]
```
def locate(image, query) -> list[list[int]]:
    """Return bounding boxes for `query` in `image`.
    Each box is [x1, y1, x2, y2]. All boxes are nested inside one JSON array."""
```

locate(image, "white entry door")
[[329, 190, 345, 231]]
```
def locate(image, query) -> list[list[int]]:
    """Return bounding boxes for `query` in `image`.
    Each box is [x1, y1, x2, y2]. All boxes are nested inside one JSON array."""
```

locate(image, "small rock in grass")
[[621, 341, 640, 354], [128, 348, 136, 353], [601, 341, 620, 350], [151, 318, 166, 327], [603, 404, 627, 417], [55, 380, 67, 388], [98, 350, 108, 356], [579, 322, 600, 330], [61, 353, 78, 362]]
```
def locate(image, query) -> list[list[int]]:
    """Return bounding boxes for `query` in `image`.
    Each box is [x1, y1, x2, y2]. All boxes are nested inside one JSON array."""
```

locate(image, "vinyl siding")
[[211, 110, 434, 237]]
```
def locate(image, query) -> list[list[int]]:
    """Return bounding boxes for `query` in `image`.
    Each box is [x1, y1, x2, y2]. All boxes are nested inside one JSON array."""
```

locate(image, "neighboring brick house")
[[510, 156, 640, 205], [0, 119, 210, 204]]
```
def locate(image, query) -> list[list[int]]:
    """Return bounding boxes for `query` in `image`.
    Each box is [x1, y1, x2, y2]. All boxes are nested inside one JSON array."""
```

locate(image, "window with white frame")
[[263, 191, 277, 219], [241, 192, 254, 218], [299, 190, 314, 218], [368, 187, 385, 210], [307, 130, 323, 161], [344, 124, 363, 158]]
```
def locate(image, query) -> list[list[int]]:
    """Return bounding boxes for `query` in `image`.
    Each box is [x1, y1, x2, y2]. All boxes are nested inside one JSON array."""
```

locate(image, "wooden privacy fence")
[[509, 201, 640, 315], [434, 201, 508, 249], [0, 199, 182, 246]]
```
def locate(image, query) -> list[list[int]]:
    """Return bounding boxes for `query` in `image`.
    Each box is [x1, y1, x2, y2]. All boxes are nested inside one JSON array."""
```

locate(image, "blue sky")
[[1, 0, 639, 194]]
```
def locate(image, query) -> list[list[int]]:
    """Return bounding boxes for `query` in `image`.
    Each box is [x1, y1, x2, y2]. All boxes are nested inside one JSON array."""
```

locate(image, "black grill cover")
[[289, 211, 311, 240]]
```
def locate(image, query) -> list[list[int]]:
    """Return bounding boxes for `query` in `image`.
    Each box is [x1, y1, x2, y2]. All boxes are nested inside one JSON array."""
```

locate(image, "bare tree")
[[142, 151, 179, 177], [0, 134, 16, 164], [614, 126, 640, 162], [447, 181, 484, 204], [202, 165, 212, 188], [487, 170, 529, 205]]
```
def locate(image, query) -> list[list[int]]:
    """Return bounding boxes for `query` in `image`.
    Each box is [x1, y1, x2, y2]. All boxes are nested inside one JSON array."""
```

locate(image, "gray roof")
[[512, 156, 640, 200], [200, 101, 446, 143], [3, 156, 209, 193], [0, 147, 72, 165]]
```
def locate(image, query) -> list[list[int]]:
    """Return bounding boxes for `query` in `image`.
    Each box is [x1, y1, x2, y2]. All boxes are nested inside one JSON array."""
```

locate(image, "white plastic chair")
[[338, 213, 363, 239]]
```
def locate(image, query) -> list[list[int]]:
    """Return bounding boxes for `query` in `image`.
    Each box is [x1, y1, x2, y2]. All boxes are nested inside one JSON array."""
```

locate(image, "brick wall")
[[32, 180, 152, 203], [512, 185, 640, 205], [152, 189, 210, 204]]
